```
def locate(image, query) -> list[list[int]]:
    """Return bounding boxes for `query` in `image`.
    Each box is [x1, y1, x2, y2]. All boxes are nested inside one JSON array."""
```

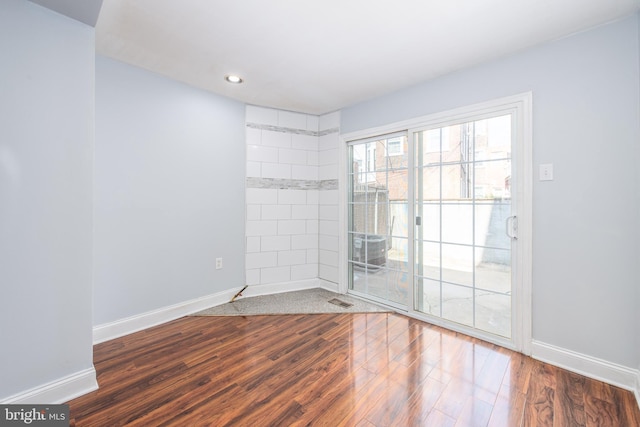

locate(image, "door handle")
[[506, 215, 518, 240]]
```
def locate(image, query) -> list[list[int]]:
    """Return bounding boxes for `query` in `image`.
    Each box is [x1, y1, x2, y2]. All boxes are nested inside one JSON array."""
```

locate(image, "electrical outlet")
[[216, 258, 223, 270]]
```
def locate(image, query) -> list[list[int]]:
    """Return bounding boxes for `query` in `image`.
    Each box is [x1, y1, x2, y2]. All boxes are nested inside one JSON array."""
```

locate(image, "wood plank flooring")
[[67, 313, 640, 426]]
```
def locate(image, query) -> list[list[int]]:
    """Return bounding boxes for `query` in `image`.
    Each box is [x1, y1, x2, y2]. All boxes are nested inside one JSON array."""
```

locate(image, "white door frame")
[[338, 92, 532, 354]]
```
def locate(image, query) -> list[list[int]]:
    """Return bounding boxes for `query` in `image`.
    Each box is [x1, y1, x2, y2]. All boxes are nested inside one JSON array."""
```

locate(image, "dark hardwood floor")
[[68, 313, 640, 426]]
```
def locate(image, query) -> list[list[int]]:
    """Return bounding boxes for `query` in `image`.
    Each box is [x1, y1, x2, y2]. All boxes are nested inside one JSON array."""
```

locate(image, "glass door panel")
[[348, 134, 409, 308], [414, 114, 513, 338]]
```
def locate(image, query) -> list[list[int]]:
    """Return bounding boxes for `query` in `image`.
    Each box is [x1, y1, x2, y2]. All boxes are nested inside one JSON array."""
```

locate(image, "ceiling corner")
[[29, 0, 103, 27]]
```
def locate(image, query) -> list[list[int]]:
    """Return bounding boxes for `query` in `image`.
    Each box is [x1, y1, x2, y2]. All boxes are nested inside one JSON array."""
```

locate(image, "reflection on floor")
[[68, 313, 640, 426], [352, 253, 511, 338]]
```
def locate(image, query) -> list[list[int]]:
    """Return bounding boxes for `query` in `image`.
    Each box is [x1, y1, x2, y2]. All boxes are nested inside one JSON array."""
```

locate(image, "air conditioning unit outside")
[[353, 233, 387, 268]]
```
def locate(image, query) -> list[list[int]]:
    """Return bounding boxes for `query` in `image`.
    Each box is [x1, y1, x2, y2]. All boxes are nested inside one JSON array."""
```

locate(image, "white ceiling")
[[96, 0, 640, 115]]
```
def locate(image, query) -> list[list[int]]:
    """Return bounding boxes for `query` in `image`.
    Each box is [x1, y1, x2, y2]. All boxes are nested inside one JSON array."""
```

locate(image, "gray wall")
[[342, 15, 640, 369], [94, 56, 246, 325], [0, 0, 95, 399], [637, 12, 640, 384]]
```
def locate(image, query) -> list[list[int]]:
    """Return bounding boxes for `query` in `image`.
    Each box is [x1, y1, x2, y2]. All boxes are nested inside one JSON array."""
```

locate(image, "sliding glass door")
[[348, 134, 409, 309], [414, 114, 514, 338], [345, 95, 530, 348]]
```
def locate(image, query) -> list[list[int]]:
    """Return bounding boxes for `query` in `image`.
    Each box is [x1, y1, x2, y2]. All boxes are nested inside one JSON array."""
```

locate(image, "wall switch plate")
[[539, 163, 554, 181], [216, 258, 223, 270]]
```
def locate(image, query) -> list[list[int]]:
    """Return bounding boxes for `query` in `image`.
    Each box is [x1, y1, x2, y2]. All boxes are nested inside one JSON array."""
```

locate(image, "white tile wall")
[[246, 161, 261, 178], [261, 266, 291, 284], [245, 220, 277, 236], [246, 127, 261, 145], [278, 111, 307, 130], [262, 130, 292, 148], [292, 134, 318, 151], [246, 106, 278, 125], [291, 234, 318, 249], [292, 205, 318, 220], [278, 250, 307, 266], [246, 205, 261, 221], [278, 220, 306, 235], [291, 264, 318, 280], [279, 148, 307, 165], [292, 165, 318, 180], [306, 190, 319, 205], [246, 268, 260, 285], [246, 188, 278, 204], [319, 111, 340, 131], [317, 119, 340, 284], [246, 236, 261, 253], [247, 144, 278, 163], [278, 189, 307, 205], [261, 235, 291, 251], [261, 205, 291, 220], [246, 252, 277, 269], [245, 106, 340, 286], [262, 162, 291, 179]]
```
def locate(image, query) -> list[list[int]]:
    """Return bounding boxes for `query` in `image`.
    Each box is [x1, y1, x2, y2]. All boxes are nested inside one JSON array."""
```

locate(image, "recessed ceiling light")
[[225, 74, 243, 84]]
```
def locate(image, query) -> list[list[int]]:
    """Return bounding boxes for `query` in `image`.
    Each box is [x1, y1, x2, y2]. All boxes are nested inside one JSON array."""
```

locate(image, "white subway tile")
[[292, 134, 318, 151], [306, 220, 319, 235], [292, 165, 318, 180], [277, 220, 307, 235], [278, 189, 307, 205], [246, 252, 278, 269], [246, 105, 278, 125], [246, 268, 261, 285], [291, 264, 318, 280], [306, 249, 319, 264], [246, 204, 261, 221], [246, 161, 261, 178], [319, 235, 339, 251], [307, 151, 319, 166], [261, 162, 291, 179], [318, 149, 339, 166], [261, 204, 291, 220], [247, 144, 278, 163], [278, 250, 307, 266], [261, 266, 290, 284], [319, 205, 338, 220], [261, 235, 291, 251], [246, 220, 277, 236], [319, 220, 339, 236], [246, 236, 261, 253], [291, 234, 318, 250], [306, 115, 319, 132], [319, 133, 340, 150], [319, 111, 340, 131], [318, 164, 339, 180], [262, 130, 291, 148], [319, 249, 339, 267], [292, 205, 319, 220], [246, 188, 278, 204], [306, 190, 319, 205], [278, 111, 307, 130], [319, 264, 339, 283], [246, 127, 262, 146], [319, 190, 339, 205], [279, 148, 307, 165]]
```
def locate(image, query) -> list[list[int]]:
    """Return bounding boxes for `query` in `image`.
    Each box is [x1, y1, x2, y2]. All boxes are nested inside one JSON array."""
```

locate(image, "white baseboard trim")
[[93, 289, 236, 344], [635, 369, 640, 411], [318, 278, 339, 293], [1, 367, 98, 404], [92, 279, 335, 344], [240, 278, 321, 298], [531, 340, 639, 394]]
